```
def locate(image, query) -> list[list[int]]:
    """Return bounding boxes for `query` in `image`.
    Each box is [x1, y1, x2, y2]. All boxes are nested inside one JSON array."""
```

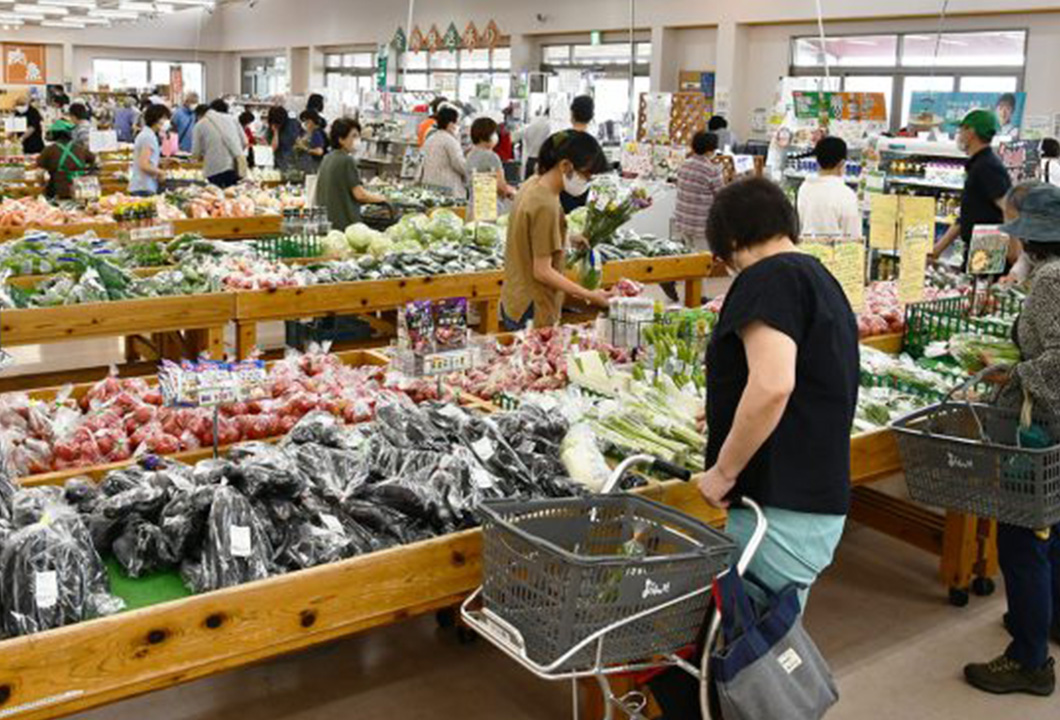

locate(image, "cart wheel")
[[435, 608, 457, 629], [456, 626, 478, 645], [949, 587, 970, 607], [972, 577, 996, 597]]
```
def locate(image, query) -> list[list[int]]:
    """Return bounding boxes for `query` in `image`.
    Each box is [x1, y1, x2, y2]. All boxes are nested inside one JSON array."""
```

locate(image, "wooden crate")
[[861, 332, 904, 354]]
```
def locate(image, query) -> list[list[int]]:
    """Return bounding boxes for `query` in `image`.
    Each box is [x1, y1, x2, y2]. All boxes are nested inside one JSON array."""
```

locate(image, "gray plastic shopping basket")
[[478, 494, 735, 674], [892, 374, 1060, 529]]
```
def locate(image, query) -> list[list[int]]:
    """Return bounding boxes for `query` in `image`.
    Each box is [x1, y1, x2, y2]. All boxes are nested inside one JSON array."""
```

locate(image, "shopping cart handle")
[[651, 459, 692, 482]]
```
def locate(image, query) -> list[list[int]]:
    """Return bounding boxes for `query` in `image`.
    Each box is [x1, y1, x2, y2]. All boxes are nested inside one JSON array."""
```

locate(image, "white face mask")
[[161, 120, 172, 133], [563, 170, 590, 198], [489, 133, 499, 147], [15, 105, 27, 114], [349, 137, 360, 154]]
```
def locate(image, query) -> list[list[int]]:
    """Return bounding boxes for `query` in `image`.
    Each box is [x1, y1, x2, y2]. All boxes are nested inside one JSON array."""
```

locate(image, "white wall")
[[71, 46, 225, 97], [672, 27, 718, 76]]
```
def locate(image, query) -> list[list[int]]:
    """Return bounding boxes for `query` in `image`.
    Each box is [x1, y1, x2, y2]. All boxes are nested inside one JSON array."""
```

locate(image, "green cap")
[[48, 118, 75, 134], [960, 109, 1000, 140]]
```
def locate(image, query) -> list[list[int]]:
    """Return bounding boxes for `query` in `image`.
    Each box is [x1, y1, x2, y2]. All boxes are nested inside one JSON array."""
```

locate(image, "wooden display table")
[[0, 215, 283, 243]]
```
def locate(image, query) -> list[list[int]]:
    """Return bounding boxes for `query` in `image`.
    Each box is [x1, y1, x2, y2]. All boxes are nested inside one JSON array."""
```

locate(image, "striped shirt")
[[420, 130, 469, 199], [674, 155, 724, 246]]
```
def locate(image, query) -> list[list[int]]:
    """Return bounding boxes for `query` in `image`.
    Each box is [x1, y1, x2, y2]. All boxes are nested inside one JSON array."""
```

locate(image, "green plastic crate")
[[903, 293, 1022, 359]]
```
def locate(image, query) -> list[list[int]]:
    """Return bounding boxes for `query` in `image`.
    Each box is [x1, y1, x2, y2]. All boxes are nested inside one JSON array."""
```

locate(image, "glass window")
[[402, 52, 429, 71], [959, 75, 1019, 93], [901, 75, 955, 127], [404, 73, 429, 91], [793, 35, 898, 67], [636, 42, 653, 61], [789, 76, 842, 93], [572, 43, 631, 65], [842, 75, 894, 122], [543, 45, 571, 65], [325, 54, 341, 69], [594, 77, 636, 123], [460, 49, 490, 70], [492, 47, 511, 70], [93, 59, 150, 90], [902, 31, 1026, 67], [431, 51, 458, 70]]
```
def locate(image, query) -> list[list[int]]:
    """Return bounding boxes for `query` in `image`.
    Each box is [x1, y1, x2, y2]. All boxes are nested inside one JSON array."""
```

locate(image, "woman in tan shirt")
[[500, 130, 612, 330]]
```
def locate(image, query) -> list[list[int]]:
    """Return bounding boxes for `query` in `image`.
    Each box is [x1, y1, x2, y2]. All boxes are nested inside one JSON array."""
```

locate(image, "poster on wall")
[[792, 92, 887, 122], [169, 66, 184, 107], [908, 91, 1026, 138], [3, 44, 46, 85]]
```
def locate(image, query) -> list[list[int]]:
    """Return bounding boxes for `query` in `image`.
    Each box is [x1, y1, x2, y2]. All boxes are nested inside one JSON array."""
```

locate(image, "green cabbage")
[[427, 209, 464, 244], [463, 222, 501, 247], [322, 230, 350, 258], [345, 223, 380, 253]]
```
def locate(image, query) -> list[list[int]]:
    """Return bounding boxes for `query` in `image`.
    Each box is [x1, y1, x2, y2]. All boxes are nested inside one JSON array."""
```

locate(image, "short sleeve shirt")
[[129, 128, 161, 195], [959, 147, 1012, 253], [500, 176, 567, 326], [316, 150, 363, 231], [706, 252, 860, 515]]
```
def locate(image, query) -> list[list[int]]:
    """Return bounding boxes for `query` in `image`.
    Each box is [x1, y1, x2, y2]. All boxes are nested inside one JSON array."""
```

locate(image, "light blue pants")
[[725, 506, 846, 611]]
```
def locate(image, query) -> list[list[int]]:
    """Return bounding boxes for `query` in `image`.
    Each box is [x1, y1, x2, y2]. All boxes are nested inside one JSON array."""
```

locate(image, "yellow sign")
[[898, 235, 931, 304], [472, 172, 498, 222], [799, 241, 834, 264], [833, 241, 866, 314], [899, 196, 935, 248], [869, 194, 898, 250]]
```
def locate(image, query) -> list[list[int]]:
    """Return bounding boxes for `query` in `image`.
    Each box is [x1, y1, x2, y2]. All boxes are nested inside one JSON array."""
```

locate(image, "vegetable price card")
[[898, 234, 931, 304], [967, 225, 1009, 276], [832, 241, 866, 314], [869, 194, 898, 250], [472, 172, 498, 222]]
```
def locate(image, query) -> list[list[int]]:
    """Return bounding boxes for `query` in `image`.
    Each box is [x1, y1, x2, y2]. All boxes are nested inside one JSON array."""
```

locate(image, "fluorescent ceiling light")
[[42, 18, 87, 27], [38, 0, 98, 7], [88, 7, 140, 18], [120, 1, 174, 11], [14, 3, 68, 14], [76, 15, 111, 24], [165, 0, 215, 5]]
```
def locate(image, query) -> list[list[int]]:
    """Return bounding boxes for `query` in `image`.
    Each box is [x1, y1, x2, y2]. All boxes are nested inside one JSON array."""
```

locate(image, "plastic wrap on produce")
[[226, 442, 307, 499], [159, 485, 216, 563], [112, 518, 179, 578], [561, 424, 612, 493], [189, 484, 272, 593], [63, 477, 102, 514], [0, 504, 124, 637]]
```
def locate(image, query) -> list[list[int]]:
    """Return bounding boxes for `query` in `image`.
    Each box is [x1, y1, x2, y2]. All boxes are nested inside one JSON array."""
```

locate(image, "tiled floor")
[[70, 519, 1058, 720]]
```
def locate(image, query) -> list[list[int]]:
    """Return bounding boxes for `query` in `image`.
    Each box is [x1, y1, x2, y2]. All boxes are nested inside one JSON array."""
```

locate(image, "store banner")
[[3, 44, 46, 85], [908, 92, 1026, 138], [792, 92, 887, 122], [169, 66, 184, 107]]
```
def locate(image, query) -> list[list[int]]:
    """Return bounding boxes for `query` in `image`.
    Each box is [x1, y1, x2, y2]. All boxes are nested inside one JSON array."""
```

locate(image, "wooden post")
[[235, 322, 257, 360], [684, 278, 703, 308], [939, 511, 979, 590], [482, 300, 500, 334], [204, 327, 225, 360]]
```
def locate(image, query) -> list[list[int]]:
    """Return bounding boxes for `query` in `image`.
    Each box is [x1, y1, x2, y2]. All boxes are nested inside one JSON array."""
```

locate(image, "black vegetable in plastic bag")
[[112, 518, 179, 578], [63, 477, 102, 514], [159, 484, 216, 562], [189, 484, 272, 593], [227, 443, 308, 499], [11, 486, 66, 528]]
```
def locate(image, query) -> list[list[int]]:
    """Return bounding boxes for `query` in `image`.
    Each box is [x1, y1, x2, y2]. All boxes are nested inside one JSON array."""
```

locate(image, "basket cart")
[[461, 455, 767, 720], [892, 366, 1060, 603]]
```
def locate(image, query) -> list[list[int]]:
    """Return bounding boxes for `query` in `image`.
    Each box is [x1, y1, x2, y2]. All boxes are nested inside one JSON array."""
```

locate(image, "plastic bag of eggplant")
[[0, 402, 584, 635]]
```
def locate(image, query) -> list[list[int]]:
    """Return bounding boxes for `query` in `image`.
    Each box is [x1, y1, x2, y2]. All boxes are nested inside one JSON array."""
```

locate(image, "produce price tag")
[[4, 117, 27, 134], [88, 130, 119, 154], [159, 359, 267, 408], [35, 570, 59, 610], [832, 241, 866, 314], [898, 235, 931, 304], [230, 525, 252, 558], [471, 436, 496, 462], [0, 348, 13, 371], [420, 348, 473, 376], [869, 194, 898, 250], [320, 514, 343, 533], [252, 145, 275, 168], [472, 172, 498, 222], [967, 225, 1010, 276]]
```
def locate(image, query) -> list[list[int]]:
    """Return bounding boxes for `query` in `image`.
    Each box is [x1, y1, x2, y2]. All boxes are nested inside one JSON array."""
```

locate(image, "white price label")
[[320, 514, 343, 533], [4, 117, 27, 133], [35, 570, 59, 609], [472, 436, 495, 461], [230, 525, 252, 558], [439, 404, 464, 420]]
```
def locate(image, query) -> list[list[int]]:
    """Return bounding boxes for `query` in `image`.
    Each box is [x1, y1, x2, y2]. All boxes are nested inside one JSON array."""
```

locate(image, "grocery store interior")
[[2, 1, 1060, 719]]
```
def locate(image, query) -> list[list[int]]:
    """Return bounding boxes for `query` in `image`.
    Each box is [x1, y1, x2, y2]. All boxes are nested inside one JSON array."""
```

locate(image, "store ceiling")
[[0, 0, 215, 30]]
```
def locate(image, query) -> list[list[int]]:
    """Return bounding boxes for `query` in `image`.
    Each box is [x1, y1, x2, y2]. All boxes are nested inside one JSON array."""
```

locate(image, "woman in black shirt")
[[16, 97, 44, 155], [696, 177, 859, 607]]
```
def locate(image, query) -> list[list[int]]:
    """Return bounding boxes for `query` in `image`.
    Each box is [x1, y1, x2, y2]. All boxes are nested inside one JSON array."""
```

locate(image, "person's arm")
[[696, 321, 798, 507], [138, 141, 163, 179], [532, 254, 609, 307], [269, 127, 280, 151], [933, 220, 962, 260], [843, 192, 864, 240], [496, 168, 516, 198], [1008, 273, 1060, 411], [352, 185, 386, 204], [447, 135, 468, 181]]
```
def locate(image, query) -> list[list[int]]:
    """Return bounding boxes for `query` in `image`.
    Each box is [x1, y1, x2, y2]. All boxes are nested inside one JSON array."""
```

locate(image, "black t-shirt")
[[706, 252, 860, 515], [959, 147, 1012, 255], [19, 106, 44, 154]]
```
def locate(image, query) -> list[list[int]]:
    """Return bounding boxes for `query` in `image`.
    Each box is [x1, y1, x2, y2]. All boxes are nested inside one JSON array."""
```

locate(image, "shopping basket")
[[892, 366, 1060, 529], [475, 488, 734, 674]]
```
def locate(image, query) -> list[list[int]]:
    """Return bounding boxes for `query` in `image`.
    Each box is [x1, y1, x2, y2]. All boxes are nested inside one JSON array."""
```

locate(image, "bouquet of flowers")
[[568, 177, 653, 289]]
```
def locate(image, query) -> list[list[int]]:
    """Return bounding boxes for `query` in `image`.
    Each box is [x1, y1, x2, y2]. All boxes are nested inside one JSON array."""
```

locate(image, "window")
[[241, 56, 286, 98], [93, 58, 204, 96], [539, 40, 652, 122], [789, 30, 1026, 132], [793, 35, 897, 67], [324, 49, 378, 106], [545, 42, 652, 67], [149, 61, 205, 98], [902, 31, 1026, 67], [398, 47, 511, 102]]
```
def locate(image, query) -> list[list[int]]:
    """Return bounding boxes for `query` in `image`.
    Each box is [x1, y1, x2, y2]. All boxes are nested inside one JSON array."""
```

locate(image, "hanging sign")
[[391, 27, 408, 54], [472, 172, 498, 222], [89, 130, 120, 153], [3, 44, 46, 85], [967, 225, 1010, 276], [481, 20, 501, 49], [443, 23, 462, 52], [425, 25, 443, 52], [800, 240, 866, 313], [792, 91, 887, 122], [169, 65, 184, 107], [463, 22, 480, 50], [376, 43, 389, 91], [409, 26, 425, 53], [898, 233, 932, 305]]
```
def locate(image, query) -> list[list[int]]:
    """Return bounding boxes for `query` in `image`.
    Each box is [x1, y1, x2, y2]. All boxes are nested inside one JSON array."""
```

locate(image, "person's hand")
[[570, 233, 590, 250], [695, 408, 706, 434], [982, 366, 1012, 386], [694, 466, 736, 509], [585, 288, 613, 308]]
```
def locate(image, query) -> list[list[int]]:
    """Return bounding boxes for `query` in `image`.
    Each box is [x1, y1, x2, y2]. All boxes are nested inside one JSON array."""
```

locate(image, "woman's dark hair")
[[470, 117, 498, 145], [299, 109, 323, 126], [194, 104, 209, 120], [329, 117, 361, 149], [429, 96, 448, 117], [692, 131, 719, 155], [307, 93, 325, 113], [1022, 241, 1060, 262], [570, 95, 595, 125], [143, 103, 171, 129], [707, 177, 800, 262], [267, 106, 289, 128], [238, 110, 255, 127], [1042, 138, 1060, 159], [69, 102, 90, 121], [814, 136, 848, 170], [708, 115, 728, 131], [435, 106, 459, 131], [209, 98, 229, 114], [537, 130, 610, 176]]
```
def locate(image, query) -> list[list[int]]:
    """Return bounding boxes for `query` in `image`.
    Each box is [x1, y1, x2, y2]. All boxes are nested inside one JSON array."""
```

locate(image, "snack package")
[[434, 298, 469, 351], [398, 300, 435, 354]]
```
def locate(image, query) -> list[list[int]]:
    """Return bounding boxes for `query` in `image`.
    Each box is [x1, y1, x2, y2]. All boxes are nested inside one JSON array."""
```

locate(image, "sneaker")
[[1003, 613, 1060, 645], [964, 655, 1056, 696]]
